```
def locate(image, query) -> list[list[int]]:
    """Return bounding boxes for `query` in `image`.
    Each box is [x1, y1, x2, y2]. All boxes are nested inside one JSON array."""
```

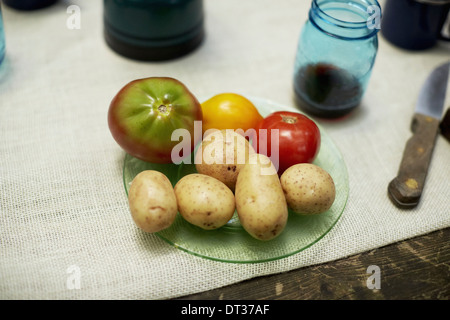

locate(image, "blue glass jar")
[[0, 3, 5, 67], [293, 0, 381, 118]]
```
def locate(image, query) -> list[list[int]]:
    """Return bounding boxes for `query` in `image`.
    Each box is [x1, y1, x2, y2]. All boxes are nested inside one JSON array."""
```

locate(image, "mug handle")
[[439, 8, 450, 41]]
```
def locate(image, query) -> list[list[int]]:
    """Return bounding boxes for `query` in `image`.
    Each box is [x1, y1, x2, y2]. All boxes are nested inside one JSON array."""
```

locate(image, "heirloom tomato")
[[108, 77, 203, 163], [255, 111, 320, 175]]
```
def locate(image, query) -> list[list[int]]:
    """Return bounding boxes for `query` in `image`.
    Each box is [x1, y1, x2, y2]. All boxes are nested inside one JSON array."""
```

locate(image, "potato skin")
[[235, 154, 288, 241], [128, 170, 178, 233], [195, 129, 255, 191], [280, 163, 335, 215], [174, 173, 235, 230]]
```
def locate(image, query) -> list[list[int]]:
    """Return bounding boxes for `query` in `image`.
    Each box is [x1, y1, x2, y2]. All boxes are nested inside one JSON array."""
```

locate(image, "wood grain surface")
[[177, 227, 450, 300]]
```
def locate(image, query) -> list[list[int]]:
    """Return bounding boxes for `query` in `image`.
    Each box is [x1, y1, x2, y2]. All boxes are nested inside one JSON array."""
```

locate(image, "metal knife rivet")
[[417, 147, 425, 155]]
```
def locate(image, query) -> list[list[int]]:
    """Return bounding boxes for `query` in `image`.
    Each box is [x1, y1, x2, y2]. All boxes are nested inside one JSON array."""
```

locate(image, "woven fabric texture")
[[1, 0, 449, 299]]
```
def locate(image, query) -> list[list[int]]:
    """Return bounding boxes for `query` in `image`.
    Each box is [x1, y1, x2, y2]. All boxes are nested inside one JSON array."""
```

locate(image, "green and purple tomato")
[[108, 77, 203, 163]]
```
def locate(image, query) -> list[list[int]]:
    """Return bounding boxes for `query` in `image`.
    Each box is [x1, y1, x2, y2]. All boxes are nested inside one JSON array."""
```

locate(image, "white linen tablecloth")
[[1, 0, 449, 299]]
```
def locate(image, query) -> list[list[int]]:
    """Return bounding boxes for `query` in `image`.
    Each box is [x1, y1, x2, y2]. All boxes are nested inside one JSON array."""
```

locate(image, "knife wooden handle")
[[388, 113, 441, 209]]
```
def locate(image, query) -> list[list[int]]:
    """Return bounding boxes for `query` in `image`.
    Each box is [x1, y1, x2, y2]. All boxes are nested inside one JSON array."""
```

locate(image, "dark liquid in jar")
[[294, 63, 363, 118]]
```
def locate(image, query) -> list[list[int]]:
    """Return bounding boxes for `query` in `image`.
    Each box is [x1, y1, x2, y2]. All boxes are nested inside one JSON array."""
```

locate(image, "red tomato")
[[255, 111, 320, 175]]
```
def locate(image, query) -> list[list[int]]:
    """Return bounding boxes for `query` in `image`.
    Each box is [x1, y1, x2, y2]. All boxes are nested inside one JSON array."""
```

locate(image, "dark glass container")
[[3, 0, 57, 11], [103, 0, 205, 61]]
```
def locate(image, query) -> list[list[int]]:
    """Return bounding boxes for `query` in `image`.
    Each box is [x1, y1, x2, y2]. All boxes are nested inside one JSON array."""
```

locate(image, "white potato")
[[195, 129, 255, 191], [235, 153, 288, 241], [174, 173, 235, 230], [280, 163, 335, 215], [128, 170, 178, 233]]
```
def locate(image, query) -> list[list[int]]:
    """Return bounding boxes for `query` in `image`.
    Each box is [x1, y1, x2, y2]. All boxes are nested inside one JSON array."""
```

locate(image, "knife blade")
[[388, 62, 450, 209]]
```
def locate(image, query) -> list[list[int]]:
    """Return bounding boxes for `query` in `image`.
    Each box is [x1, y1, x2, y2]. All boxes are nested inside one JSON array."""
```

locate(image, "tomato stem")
[[158, 104, 172, 115], [281, 115, 297, 124]]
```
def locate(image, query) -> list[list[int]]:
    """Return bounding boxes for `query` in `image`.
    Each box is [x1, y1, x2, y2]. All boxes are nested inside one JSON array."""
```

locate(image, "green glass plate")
[[123, 97, 349, 263]]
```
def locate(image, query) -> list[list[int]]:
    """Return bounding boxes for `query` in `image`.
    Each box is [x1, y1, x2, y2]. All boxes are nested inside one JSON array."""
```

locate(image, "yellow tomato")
[[201, 93, 264, 134]]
